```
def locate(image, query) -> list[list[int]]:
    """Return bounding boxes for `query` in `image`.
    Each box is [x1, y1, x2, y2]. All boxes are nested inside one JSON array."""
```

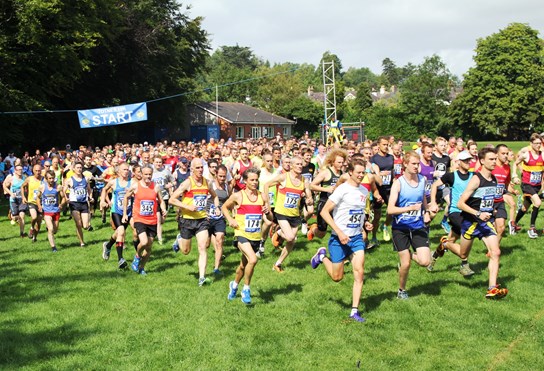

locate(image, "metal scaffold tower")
[[322, 60, 343, 145]]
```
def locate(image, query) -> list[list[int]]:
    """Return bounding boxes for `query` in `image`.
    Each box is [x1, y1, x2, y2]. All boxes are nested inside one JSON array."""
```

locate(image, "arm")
[[122, 183, 137, 223], [36, 185, 44, 213], [100, 180, 115, 208], [262, 173, 286, 207], [2, 175, 12, 197], [168, 179, 196, 211], [156, 188, 167, 218], [58, 184, 66, 208], [303, 179, 314, 207], [320, 199, 349, 244], [309, 169, 332, 193], [21, 178, 30, 203], [428, 178, 445, 213], [221, 192, 241, 229]]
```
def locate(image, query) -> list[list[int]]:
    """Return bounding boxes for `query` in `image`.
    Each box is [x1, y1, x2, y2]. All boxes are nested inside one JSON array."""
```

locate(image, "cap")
[[457, 150, 472, 161], [411, 144, 418, 150], [144, 141, 149, 146], [180, 157, 188, 164], [66, 144, 71, 148]]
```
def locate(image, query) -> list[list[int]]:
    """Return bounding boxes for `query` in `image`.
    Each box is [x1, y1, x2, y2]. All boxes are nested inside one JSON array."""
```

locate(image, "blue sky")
[[189, 0, 543, 78]]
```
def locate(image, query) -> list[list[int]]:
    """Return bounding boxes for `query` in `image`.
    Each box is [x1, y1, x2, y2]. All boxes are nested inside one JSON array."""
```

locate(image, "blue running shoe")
[[131, 257, 140, 273], [213, 268, 221, 275], [241, 288, 251, 304], [349, 312, 366, 322], [172, 234, 181, 253], [310, 247, 327, 269], [139, 269, 147, 276], [441, 219, 451, 233], [227, 281, 238, 300]]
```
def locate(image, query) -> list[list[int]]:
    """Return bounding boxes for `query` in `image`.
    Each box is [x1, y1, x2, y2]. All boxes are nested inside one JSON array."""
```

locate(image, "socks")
[[232, 281, 239, 289], [530, 207, 539, 227], [350, 307, 358, 316], [106, 237, 116, 249], [243, 284, 250, 291], [515, 208, 525, 224], [116, 242, 124, 259], [133, 239, 139, 251]]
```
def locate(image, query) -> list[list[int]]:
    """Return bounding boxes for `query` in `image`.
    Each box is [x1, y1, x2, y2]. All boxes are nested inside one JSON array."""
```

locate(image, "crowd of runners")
[[2, 132, 543, 322]]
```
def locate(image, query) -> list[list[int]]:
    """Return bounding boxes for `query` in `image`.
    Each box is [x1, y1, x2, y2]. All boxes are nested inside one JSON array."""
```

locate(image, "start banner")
[[78, 102, 147, 129]]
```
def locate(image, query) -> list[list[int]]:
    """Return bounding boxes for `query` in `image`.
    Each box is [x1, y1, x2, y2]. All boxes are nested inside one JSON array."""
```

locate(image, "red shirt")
[[163, 156, 178, 173], [491, 163, 511, 203]]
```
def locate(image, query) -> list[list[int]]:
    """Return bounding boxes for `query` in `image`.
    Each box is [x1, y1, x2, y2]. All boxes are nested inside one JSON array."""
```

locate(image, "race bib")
[[154, 177, 165, 187], [382, 173, 391, 186], [495, 184, 505, 199], [424, 181, 432, 196], [346, 209, 364, 229], [14, 189, 22, 198], [530, 171, 542, 184], [244, 214, 262, 233], [394, 164, 403, 176], [193, 195, 207, 211], [284, 192, 300, 208], [140, 200, 154, 216], [397, 202, 422, 223], [33, 189, 39, 201], [44, 195, 56, 206], [208, 204, 223, 219], [302, 174, 312, 182], [479, 195, 494, 213]]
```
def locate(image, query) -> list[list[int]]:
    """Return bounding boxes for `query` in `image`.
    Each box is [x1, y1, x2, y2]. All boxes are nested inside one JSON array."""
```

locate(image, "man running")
[[123, 165, 167, 275], [207, 164, 231, 275], [457, 147, 508, 299], [21, 164, 44, 242], [3, 164, 28, 237], [63, 161, 93, 247], [310, 158, 372, 322], [371, 136, 394, 246], [36, 170, 65, 252], [388, 151, 432, 299], [152, 156, 174, 245], [223, 168, 272, 304]]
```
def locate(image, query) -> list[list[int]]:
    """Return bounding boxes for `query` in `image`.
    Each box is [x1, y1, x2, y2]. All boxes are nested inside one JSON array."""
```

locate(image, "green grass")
[[1, 198, 544, 370]]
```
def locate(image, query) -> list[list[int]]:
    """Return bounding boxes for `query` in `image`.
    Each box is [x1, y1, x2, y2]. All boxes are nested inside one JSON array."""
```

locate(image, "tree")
[[343, 67, 379, 88], [450, 23, 544, 139], [398, 55, 455, 136], [381, 58, 400, 86]]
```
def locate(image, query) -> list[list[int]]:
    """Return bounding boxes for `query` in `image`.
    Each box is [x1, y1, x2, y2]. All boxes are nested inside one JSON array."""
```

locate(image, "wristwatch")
[[476, 211, 481, 218]]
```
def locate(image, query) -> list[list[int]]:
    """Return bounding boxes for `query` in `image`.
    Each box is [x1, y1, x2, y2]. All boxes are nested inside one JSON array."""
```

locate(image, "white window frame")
[[263, 126, 274, 138], [251, 126, 261, 139], [283, 126, 290, 138], [236, 126, 244, 139]]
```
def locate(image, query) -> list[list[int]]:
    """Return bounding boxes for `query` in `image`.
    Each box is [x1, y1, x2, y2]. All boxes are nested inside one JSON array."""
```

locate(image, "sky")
[[189, 0, 543, 78]]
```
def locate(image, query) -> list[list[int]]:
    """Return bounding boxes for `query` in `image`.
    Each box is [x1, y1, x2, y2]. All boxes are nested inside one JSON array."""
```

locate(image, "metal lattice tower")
[[322, 60, 337, 142]]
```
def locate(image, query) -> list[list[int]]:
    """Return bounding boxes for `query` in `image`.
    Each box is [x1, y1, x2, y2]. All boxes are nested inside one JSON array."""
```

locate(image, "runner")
[[512, 133, 543, 238], [492, 144, 512, 242], [21, 164, 44, 242], [223, 168, 272, 304], [231, 147, 253, 192], [122, 164, 167, 275], [457, 147, 508, 299], [36, 170, 65, 252], [300, 148, 316, 234], [307, 149, 347, 241], [387, 151, 432, 299], [207, 163, 231, 275], [3, 164, 28, 237], [310, 158, 372, 322], [100, 162, 133, 269], [169, 158, 220, 286], [427, 151, 475, 275], [151, 156, 174, 245], [63, 161, 93, 247], [258, 152, 277, 257], [264, 156, 314, 273], [432, 137, 452, 233], [371, 136, 394, 246]]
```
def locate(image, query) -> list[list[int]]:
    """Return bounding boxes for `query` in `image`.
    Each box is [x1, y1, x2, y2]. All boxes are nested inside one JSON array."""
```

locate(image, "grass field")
[[1, 167, 544, 369]]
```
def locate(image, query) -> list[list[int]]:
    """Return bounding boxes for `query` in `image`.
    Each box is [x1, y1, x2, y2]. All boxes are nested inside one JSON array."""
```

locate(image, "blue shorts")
[[328, 233, 365, 263], [461, 220, 497, 240]]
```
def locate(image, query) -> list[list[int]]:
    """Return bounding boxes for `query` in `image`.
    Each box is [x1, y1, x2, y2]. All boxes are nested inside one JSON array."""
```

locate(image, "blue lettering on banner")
[[78, 103, 147, 129]]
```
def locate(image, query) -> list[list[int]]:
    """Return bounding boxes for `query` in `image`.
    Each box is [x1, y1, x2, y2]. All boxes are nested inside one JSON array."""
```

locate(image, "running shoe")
[[32, 235, 37, 243], [172, 234, 181, 253], [301, 222, 308, 235], [436, 236, 448, 257], [272, 264, 284, 273], [271, 231, 284, 249], [367, 237, 379, 249], [213, 268, 222, 275], [87, 225, 94, 232], [310, 247, 326, 269], [527, 227, 538, 239], [139, 269, 147, 276], [102, 242, 111, 261], [485, 285, 508, 299], [307, 223, 317, 241], [80, 243, 86, 248], [349, 312, 366, 323], [227, 281, 238, 300], [441, 219, 451, 233], [28, 228, 34, 239], [198, 277, 211, 286], [52, 246, 58, 253], [397, 289, 409, 300], [157, 238, 163, 245], [118, 258, 128, 269], [256, 241, 265, 259], [102, 214, 107, 224], [10, 219, 16, 226], [508, 221, 516, 235], [426, 257, 437, 272], [241, 288, 251, 304], [459, 263, 475, 277], [382, 224, 391, 242], [131, 256, 140, 273]]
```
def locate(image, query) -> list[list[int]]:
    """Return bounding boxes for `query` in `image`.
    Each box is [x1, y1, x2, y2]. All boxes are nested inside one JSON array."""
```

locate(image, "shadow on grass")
[[257, 283, 303, 303], [0, 320, 93, 368]]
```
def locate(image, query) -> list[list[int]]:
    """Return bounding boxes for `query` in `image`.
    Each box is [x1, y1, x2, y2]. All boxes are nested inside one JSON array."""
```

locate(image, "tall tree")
[[398, 55, 454, 136], [450, 23, 544, 139], [343, 67, 378, 88]]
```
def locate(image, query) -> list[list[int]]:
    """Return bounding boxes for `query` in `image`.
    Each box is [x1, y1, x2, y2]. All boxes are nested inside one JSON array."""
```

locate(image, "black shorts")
[[448, 212, 462, 236], [134, 222, 157, 238], [275, 212, 301, 228], [392, 228, 429, 252], [521, 183, 540, 197], [28, 203, 44, 215], [493, 202, 507, 220], [111, 213, 130, 229], [373, 186, 391, 209], [316, 200, 328, 232], [69, 201, 89, 213], [10, 200, 28, 215], [237, 236, 260, 252], [209, 217, 226, 236], [178, 217, 210, 239]]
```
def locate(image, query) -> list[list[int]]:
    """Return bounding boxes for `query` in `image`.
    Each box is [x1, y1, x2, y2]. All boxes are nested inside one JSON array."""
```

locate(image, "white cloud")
[[189, 0, 544, 77]]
